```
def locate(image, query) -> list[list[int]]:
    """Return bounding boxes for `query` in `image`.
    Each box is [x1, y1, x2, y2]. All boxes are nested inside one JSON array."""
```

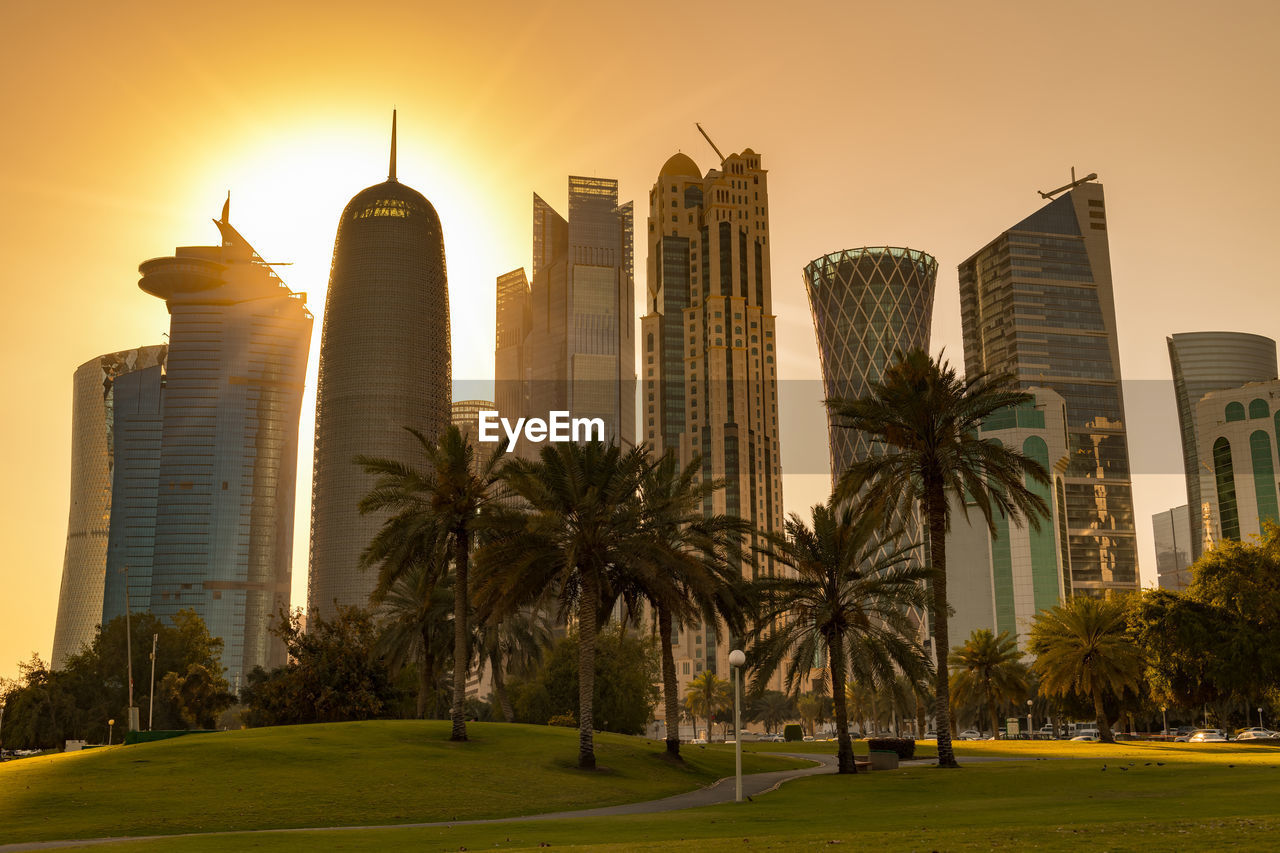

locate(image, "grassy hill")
[[0, 720, 803, 843]]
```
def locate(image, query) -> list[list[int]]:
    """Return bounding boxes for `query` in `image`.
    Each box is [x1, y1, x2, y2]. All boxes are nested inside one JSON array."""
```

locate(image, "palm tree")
[[1029, 596, 1143, 743], [473, 605, 553, 723], [750, 498, 931, 773], [633, 450, 751, 759], [358, 424, 506, 742], [949, 629, 1030, 740], [829, 348, 1050, 767], [684, 671, 731, 741], [749, 690, 795, 735], [373, 560, 455, 718], [474, 440, 655, 769]]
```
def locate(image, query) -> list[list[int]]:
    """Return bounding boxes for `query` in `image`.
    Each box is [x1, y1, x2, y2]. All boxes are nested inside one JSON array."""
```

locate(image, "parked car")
[[1070, 733, 1099, 742], [1188, 730, 1227, 742], [1235, 728, 1277, 741], [957, 729, 983, 740]]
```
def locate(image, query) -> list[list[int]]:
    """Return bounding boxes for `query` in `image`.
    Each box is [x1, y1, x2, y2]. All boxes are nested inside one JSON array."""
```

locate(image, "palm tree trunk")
[[657, 605, 681, 759], [828, 630, 856, 774], [989, 697, 1000, 741], [577, 569, 599, 769], [927, 481, 960, 767], [451, 529, 470, 742], [491, 650, 514, 723], [417, 629, 434, 719], [1093, 681, 1114, 743]]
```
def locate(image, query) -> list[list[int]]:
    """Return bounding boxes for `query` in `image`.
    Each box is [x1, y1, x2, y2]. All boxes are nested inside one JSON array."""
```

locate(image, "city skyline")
[[5, 1, 1280, 679]]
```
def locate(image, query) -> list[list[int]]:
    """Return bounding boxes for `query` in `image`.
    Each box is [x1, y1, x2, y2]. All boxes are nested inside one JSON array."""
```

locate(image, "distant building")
[[128, 197, 312, 686], [452, 399, 496, 472], [310, 114, 452, 620], [945, 389, 1070, 650], [803, 246, 937, 486], [639, 145, 783, 693], [51, 345, 167, 668], [493, 177, 635, 455], [1167, 332, 1277, 562], [1195, 381, 1280, 552], [959, 177, 1138, 598], [1152, 504, 1193, 591]]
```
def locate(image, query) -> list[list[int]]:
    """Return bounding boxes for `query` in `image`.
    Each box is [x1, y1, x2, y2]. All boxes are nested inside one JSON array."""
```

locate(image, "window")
[[1226, 402, 1246, 422], [1249, 398, 1270, 419]]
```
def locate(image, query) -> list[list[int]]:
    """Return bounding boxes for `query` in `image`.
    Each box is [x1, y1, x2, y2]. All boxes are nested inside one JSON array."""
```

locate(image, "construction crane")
[[695, 123, 726, 167], [1038, 168, 1098, 200]]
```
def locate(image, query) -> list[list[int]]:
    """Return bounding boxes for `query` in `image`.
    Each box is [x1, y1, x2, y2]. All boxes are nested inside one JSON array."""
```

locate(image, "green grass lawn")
[[35, 739, 1280, 853], [0, 720, 802, 844]]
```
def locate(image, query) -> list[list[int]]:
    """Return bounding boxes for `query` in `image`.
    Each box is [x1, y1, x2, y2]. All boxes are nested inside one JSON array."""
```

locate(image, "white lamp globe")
[[728, 649, 746, 667]]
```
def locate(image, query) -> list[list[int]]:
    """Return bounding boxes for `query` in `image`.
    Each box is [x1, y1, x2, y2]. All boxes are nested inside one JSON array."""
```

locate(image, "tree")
[[476, 440, 651, 768], [633, 449, 750, 758], [949, 630, 1029, 739], [242, 606, 398, 727], [684, 671, 731, 741], [1029, 596, 1142, 743], [829, 349, 1050, 767], [359, 424, 506, 742], [160, 663, 235, 729], [373, 561, 456, 718], [748, 690, 795, 734], [750, 498, 931, 773], [474, 605, 554, 723]]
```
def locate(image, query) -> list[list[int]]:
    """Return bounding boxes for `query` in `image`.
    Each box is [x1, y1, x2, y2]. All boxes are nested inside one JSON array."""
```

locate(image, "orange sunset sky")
[[3, 0, 1279, 681]]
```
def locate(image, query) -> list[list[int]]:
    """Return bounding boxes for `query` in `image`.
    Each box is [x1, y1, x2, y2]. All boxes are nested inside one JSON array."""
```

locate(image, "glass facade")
[[959, 182, 1138, 596], [135, 209, 312, 687], [51, 345, 167, 668], [802, 247, 937, 484], [310, 163, 451, 623], [1152, 504, 1193, 591]]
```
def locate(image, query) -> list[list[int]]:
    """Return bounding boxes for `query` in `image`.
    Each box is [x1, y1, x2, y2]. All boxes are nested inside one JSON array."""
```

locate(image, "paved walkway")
[[0, 753, 836, 852]]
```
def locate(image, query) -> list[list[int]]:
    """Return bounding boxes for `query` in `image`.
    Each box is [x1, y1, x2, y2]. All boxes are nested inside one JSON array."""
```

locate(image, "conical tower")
[[309, 113, 452, 619]]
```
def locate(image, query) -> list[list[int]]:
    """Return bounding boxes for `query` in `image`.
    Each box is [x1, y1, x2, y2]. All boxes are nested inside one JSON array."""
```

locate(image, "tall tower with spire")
[[309, 113, 452, 620]]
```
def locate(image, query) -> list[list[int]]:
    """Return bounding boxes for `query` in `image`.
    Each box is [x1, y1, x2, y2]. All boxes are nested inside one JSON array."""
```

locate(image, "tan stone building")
[[640, 147, 785, 706]]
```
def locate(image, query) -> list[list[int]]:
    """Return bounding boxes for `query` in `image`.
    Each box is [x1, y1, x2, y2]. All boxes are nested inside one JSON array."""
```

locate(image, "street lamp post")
[[121, 566, 140, 733], [1027, 699, 1033, 741], [107, 719, 115, 747], [1162, 706, 1168, 738], [729, 649, 746, 803], [148, 633, 158, 731], [1260, 707, 1265, 730]]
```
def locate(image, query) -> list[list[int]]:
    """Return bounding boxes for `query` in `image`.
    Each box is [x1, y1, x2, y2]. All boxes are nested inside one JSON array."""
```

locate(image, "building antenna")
[[1038, 168, 1098, 200], [695, 123, 727, 167], [389, 109, 397, 182]]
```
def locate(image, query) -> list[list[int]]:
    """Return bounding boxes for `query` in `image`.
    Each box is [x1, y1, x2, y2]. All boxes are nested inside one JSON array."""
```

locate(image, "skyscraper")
[[310, 114, 452, 619], [51, 345, 167, 668], [1152, 504, 1193, 590], [959, 176, 1138, 597], [803, 247, 937, 485], [133, 198, 312, 685], [1167, 331, 1277, 561], [493, 178, 635, 455], [639, 146, 782, 687], [945, 389, 1070, 648], [1195, 380, 1280, 551]]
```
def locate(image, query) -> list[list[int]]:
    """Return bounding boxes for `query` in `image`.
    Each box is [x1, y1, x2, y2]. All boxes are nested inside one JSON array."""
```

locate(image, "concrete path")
[[0, 753, 837, 852]]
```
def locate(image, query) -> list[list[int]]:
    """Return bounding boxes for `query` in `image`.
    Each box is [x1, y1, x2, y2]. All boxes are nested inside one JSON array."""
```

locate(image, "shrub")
[[867, 737, 915, 759], [784, 723, 804, 742], [548, 712, 577, 728]]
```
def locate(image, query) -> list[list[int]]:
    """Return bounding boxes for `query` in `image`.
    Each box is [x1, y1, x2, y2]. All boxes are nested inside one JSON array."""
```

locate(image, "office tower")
[[310, 115, 452, 620], [494, 269, 531, 429], [639, 146, 783, 688], [959, 176, 1138, 597], [494, 178, 635, 455], [51, 345, 167, 668], [945, 389, 1070, 648], [803, 247, 937, 485], [125, 198, 311, 686], [101, 362, 166, 625], [1194, 381, 1280, 551], [1152, 504, 1193, 590], [451, 399, 496, 473], [1167, 332, 1277, 561]]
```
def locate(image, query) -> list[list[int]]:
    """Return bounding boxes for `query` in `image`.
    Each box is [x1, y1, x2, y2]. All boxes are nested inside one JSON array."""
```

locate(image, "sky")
[[2, 0, 1278, 681]]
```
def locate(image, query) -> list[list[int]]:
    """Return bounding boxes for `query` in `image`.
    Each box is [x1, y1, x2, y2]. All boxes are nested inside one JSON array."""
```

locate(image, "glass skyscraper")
[[639, 147, 782, 689], [493, 177, 635, 454], [959, 179, 1138, 596], [803, 246, 937, 485], [309, 116, 452, 620], [1167, 331, 1277, 561], [123, 199, 312, 686], [51, 345, 167, 668]]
